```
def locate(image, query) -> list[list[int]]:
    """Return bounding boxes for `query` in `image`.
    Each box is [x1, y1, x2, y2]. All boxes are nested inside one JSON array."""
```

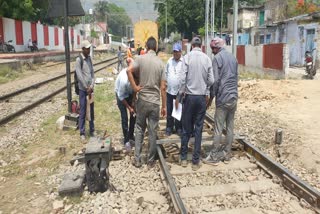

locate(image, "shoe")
[[125, 142, 132, 153], [132, 159, 142, 168], [80, 135, 86, 141], [203, 155, 220, 166], [90, 131, 97, 137], [129, 139, 135, 146], [176, 129, 182, 136], [180, 160, 188, 167], [165, 128, 172, 136], [223, 155, 231, 164], [147, 160, 156, 169], [192, 162, 201, 171]]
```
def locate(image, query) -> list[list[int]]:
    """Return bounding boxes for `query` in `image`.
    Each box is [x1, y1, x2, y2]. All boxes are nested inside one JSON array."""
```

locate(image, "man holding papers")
[[165, 42, 184, 136], [176, 36, 214, 171]]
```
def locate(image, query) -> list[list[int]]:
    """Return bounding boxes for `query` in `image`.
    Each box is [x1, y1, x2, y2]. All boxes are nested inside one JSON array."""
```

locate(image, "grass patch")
[[0, 66, 20, 84]]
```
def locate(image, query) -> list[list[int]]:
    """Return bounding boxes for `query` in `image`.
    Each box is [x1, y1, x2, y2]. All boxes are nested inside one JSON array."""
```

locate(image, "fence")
[[0, 17, 83, 52], [226, 43, 289, 78]]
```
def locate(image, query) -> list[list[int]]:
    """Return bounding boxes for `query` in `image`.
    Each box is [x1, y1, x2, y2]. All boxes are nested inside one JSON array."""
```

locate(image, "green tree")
[[94, 1, 132, 37], [0, 0, 35, 20], [156, 0, 266, 40]]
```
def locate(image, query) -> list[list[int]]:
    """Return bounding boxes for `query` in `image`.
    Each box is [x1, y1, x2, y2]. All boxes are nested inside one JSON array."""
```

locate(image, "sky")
[[80, 0, 159, 24]]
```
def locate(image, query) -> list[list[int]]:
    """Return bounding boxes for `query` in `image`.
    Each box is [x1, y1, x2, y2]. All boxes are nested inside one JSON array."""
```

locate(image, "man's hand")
[[161, 107, 166, 117], [87, 86, 93, 94], [133, 85, 143, 93], [128, 106, 135, 115], [175, 98, 180, 110]]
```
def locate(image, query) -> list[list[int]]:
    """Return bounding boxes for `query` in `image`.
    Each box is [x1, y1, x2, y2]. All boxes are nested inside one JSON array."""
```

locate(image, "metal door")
[[306, 29, 315, 52]]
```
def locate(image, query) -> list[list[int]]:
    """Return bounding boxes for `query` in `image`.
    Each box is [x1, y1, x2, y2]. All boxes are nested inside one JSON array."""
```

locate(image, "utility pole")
[[165, 2, 168, 41], [64, 0, 72, 113], [232, 0, 238, 56], [220, 0, 223, 38], [211, 0, 215, 38], [205, 0, 210, 55]]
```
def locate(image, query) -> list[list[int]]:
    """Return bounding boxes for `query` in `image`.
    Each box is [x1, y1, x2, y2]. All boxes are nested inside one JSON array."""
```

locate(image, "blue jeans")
[[166, 93, 182, 133], [116, 94, 135, 144], [79, 89, 94, 136], [180, 95, 206, 164]]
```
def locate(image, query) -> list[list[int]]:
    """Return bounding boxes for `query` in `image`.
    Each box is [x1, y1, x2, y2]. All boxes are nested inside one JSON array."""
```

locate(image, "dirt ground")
[[236, 77, 320, 174]]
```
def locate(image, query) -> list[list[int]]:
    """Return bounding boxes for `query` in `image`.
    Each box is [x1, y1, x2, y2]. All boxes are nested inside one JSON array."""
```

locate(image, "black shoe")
[[90, 131, 97, 137], [166, 128, 172, 136], [176, 129, 182, 136]]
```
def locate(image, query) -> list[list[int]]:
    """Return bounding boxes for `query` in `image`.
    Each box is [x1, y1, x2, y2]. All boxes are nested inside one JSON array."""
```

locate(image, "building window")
[[260, 35, 264, 44], [266, 34, 271, 44], [259, 11, 265, 26]]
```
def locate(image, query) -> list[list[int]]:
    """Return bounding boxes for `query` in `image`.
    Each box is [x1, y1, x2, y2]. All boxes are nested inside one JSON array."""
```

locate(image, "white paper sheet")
[[172, 99, 182, 121]]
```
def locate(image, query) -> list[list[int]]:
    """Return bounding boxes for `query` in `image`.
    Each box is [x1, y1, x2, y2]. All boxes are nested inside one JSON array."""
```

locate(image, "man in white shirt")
[[115, 58, 136, 151], [165, 42, 183, 136]]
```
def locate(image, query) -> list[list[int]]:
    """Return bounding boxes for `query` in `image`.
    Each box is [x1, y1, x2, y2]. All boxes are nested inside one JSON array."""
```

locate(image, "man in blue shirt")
[[115, 58, 136, 151], [165, 43, 183, 136]]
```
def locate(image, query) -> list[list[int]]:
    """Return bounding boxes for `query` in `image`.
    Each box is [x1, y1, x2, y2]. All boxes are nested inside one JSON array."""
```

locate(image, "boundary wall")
[[0, 17, 83, 52]]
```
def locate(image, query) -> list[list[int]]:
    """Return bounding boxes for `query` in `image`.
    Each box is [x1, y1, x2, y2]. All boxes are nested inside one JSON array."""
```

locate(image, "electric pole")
[[232, 0, 238, 56]]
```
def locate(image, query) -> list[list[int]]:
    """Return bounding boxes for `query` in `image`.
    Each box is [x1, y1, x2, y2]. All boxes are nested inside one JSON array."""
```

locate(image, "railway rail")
[[156, 114, 320, 214], [0, 56, 119, 126]]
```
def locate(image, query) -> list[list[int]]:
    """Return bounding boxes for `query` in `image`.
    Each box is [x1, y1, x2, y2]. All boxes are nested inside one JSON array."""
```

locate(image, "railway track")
[[156, 114, 320, 214], [0, 56, 119, 126]]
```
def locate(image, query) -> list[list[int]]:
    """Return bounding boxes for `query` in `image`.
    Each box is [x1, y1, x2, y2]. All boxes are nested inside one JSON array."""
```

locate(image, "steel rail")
[[157, 113, 320, 213], [205, 113, 320, 212], [156, 145, 187, 214], [0, 56, 118, 102], [0, 60, 118, 126]]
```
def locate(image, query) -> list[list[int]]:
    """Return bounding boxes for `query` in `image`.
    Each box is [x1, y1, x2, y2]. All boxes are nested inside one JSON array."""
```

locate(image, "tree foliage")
[[287, 0, 320, 17], [0, 0, 81, 26], [94, 1, 132, 37], [0, 0, 35, 20], [156, 0, 266, 40]]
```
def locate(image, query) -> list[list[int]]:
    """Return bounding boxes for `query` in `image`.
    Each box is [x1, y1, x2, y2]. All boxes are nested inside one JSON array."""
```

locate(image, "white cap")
[[81, 40, 91, 49]]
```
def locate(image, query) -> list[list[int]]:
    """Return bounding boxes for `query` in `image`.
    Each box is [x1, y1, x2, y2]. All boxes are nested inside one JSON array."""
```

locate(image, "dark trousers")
[[116, 94, 135, 144], [79, 89, 94, 136], [166, 93, 182, 132], [180, 95, 206, 164]]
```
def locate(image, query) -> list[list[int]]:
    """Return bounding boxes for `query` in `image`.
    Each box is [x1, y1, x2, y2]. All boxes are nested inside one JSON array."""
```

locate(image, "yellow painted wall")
[[134, 20, 158, 50]]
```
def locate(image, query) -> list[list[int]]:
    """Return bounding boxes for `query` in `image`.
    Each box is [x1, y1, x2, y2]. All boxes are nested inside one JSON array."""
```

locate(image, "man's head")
[[210, 37, 225, 55], [81, 40, 91, 57], [118, 46, 121, 51], [146, 36, 157, 52], [191, 36, 202, 48], [172, 42, 182, 61]]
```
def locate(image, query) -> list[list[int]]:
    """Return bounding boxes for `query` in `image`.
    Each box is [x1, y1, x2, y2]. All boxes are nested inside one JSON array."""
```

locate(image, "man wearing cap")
[[204, 37, 238, 165], [127, 36, 166, 168], [76, 40, 95, 141], [115, 58, 136, 152], [165, 42, 183, 136], [176, 36, 214, 171]]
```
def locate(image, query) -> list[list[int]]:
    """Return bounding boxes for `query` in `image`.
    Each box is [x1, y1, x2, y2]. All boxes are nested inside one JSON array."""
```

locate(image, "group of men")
[[76, 35, 238, 171]]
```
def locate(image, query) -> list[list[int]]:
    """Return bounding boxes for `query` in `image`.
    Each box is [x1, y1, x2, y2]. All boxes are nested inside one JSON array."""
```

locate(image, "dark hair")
[[146, 36, 157, 51], [118, 46, 121, 50]]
